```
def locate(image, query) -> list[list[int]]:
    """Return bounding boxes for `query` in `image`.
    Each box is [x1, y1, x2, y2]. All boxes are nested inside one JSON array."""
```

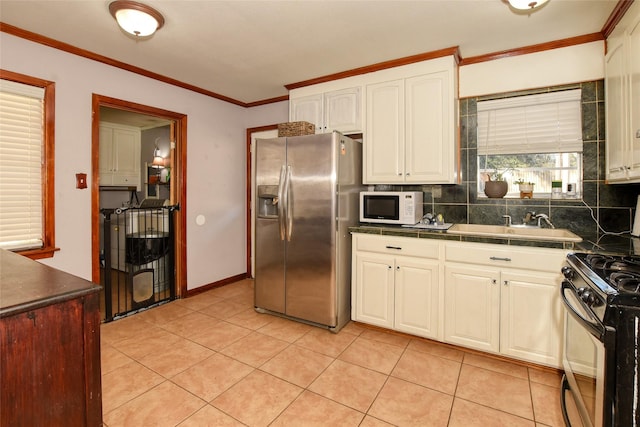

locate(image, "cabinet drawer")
[[112, 173, 140, 189], [355, 234, 440, 259], [445, 242, 566, 273]]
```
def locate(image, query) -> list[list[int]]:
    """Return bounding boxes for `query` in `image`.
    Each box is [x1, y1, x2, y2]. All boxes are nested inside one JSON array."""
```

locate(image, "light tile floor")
[[100, 279, 565, 426]]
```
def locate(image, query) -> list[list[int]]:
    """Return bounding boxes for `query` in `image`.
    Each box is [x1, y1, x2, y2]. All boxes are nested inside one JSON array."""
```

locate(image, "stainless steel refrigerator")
[[254, 131, 362, 332]]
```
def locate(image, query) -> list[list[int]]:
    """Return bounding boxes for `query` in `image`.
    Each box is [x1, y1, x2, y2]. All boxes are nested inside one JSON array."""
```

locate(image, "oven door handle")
[[561, 280, 606, 341]]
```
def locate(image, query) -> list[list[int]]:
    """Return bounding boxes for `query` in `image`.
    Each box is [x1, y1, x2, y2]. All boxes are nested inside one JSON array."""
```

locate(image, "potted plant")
[[515, 179, 534, 199], [483, 170, 509, 198]]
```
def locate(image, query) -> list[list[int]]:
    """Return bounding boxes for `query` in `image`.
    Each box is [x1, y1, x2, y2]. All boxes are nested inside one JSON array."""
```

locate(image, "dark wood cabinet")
[[0, 250, 102, 426]]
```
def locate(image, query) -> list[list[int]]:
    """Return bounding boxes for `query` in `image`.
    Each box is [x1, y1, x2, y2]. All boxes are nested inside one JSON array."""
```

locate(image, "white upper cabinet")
[[365, 80, 405, 182], [289, 94, 323, 132], [99, 122, 141, 189], [364, 57, 459, 184], [324, 88, 361, 134], [287, 55, 458, 184], [606, 11, 640, 182], [289, 87, 361, 134]]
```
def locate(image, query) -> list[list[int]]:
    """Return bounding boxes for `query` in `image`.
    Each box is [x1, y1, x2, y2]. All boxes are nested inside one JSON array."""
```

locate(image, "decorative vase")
[[484, 181, 508, 198]]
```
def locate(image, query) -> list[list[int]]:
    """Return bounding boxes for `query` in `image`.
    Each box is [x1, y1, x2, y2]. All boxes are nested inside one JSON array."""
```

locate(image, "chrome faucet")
[[523, 211, 536, 224], [535, 213, 555, 228]]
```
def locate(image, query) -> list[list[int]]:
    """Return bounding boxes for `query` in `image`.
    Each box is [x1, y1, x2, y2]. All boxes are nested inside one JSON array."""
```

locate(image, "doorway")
[[91, 94, 187, 316], [246, 125, 278, 279]]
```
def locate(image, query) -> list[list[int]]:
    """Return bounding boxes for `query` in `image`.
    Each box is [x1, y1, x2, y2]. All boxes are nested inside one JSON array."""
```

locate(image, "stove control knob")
[[561, 266, 574, 279], [580, 289, 596, 306]]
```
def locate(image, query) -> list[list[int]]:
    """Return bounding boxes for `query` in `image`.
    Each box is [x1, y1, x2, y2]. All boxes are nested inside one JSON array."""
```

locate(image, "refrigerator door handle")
[[285, 165, 293, 241], [278, 165, 287, 241]]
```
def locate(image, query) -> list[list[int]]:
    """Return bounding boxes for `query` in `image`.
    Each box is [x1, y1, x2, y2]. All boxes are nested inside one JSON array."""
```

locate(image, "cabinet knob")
[[503, 280, 509, 286], [388, 265, 392, 270], [396, 266, 400, 270], [492, 279, 497, 285]]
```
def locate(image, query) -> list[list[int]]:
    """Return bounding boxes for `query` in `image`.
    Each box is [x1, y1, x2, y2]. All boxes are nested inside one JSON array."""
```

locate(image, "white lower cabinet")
[[394, 256, 440, 338], [352, 234, 440, 340], [351, 234, 566, 368], [500, 270, 563, 366], [354, 251, 395, 328], [444, 242, 566, 368], [443, 264, 500, 353]]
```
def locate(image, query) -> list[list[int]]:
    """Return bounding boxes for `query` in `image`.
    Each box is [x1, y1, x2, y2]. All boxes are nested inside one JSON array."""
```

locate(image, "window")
[[477, 89, 583, 198], [0, 70, 56, 259]]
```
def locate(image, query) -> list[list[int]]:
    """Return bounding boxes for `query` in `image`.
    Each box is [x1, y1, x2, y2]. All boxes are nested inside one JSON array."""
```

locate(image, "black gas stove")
[[566, 252, 640, 311], [561, 252, 640, 427]]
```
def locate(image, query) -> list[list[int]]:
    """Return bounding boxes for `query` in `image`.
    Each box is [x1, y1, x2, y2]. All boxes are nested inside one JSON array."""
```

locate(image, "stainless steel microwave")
[[359, 191, 423, 225]]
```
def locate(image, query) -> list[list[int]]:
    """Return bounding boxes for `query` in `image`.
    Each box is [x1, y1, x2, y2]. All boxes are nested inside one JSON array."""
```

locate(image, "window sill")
[[16, 246, 60, 260], [478, 195, 583, 201]]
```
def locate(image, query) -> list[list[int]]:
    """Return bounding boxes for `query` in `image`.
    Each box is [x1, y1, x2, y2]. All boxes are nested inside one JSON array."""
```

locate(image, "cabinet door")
[[365, 80, 405, 183], [98, 125, 114, 185], [605, 37, 628, 181], [405, 71, 453, 183], [354, 251, 394, 328], [324, 87, 361, 134], [444, 264, 500, 353], [628, 15, 640, 180], [394, 257, 439, 339], [500, 270, 563, 367], [289, 94, 323, 133], [112, 128, 140, 175]]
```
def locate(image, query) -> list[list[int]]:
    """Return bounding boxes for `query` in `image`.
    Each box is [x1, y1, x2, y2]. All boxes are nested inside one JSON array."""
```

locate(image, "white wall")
[[459, 41, 605, 98], [246, 101, 289, 129], [0, 33, 287, 291]]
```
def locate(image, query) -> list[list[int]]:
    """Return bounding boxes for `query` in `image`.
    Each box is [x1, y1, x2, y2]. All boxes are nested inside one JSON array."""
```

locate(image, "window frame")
[[0, 70, 57, 259], [476, 88, 584, 200]]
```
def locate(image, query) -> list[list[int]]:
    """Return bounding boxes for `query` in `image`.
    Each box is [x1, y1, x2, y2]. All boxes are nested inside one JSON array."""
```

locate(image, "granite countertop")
[[350, 224, 639, 255]]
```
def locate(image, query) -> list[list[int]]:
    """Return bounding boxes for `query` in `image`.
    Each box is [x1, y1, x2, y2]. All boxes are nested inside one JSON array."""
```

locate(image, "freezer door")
[[254, 137, 286, 313], [285, 133, 338, 326]]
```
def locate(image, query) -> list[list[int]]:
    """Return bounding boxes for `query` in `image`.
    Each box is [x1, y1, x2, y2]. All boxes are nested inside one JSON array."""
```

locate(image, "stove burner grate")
[[609, 271, 640, 294], [585, 254, 640, 275]]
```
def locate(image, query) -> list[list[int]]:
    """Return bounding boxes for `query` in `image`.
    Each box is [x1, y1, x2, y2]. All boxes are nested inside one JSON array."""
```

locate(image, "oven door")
[[560, 280, 612, 427]]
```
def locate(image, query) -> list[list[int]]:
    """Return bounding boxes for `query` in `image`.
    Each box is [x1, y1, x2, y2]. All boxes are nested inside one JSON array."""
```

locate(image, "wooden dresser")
[[0, 250, 102, 426]]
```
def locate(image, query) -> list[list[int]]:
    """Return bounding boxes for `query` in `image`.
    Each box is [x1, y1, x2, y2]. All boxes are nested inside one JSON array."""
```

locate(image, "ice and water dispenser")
[[257, 185, 279, 218]]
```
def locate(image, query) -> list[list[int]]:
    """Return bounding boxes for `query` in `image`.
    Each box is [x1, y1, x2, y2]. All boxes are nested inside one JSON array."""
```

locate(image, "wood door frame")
[[91, 94, 188, 297], [246, 124, 278, 277]]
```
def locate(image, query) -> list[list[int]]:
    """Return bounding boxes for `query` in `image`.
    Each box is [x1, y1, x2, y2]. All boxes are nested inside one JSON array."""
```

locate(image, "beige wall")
[[0, 32, 288, 290], [459, 41, 605, 98]]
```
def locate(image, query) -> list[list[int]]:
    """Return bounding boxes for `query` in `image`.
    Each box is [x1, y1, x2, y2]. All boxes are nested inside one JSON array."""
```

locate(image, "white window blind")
[[0, 79, 45, 250], [477, 89, 582, 155]]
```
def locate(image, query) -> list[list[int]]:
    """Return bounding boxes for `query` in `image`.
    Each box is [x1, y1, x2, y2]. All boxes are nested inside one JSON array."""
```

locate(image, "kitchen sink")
[[448, 223, 582, 242]]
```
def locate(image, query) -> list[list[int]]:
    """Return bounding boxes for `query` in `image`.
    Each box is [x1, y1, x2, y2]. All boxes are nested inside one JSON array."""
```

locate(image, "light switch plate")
[[76, 173, 87, 189]]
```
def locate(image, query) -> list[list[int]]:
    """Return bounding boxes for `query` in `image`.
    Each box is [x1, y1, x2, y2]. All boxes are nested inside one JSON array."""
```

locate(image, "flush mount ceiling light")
[[109, 1, 164, 37], [505, 0, 550, 13]]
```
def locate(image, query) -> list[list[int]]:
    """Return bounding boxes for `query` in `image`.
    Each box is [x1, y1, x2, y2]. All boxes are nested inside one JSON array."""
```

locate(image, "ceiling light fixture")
[[109, 1, 164, 37], [507, 0, 550, 11]]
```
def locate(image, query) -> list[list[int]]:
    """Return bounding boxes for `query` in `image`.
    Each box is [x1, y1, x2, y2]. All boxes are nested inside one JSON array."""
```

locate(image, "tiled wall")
[[390, 80, 640, 239]]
